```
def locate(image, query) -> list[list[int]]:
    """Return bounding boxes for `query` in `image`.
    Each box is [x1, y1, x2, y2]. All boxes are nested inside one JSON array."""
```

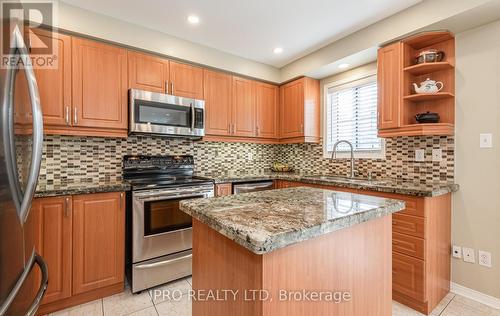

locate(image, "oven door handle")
[[135, 192, 212, 202], [135, 253, 193, 270]]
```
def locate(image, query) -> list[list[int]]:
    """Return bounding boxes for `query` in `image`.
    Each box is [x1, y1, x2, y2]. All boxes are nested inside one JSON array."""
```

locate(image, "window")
[[324, 75, 384, 158]]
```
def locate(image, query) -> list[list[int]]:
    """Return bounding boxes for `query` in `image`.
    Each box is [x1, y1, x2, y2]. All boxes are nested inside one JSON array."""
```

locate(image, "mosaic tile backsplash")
[[35, 135, 454, 187]]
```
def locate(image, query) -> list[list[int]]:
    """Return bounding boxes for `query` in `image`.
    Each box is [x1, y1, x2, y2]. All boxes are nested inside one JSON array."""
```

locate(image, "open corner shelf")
[[378, 123, 454, 138], [403, 92, 455, 102], [403, 62, 454, 76]]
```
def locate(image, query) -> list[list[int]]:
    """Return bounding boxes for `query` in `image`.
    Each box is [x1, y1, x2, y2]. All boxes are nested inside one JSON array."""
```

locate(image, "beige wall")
[[453, 19, 500, 299], [55, 1, 281, 83]]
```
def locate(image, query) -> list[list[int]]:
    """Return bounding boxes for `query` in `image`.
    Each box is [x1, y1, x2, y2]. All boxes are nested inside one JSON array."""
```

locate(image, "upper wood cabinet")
[[169, 61, 204, 99], [33, 29, 72, 128], [72, 192, 125, 295], [203, 70, 232, 136], [254, 82, 278, 139], [377, 42, 401, 130], [279, 77, 320, 143], [32, 196, 72, 305], [232, 76, 256, 137], [72, 38, 128, 131], [128, 51, 169, 93]]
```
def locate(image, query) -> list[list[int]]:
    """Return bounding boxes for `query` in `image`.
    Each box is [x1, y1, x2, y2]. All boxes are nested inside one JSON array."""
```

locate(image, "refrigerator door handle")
[[0, 251, 48, 316], [3, 27, 44, 225]]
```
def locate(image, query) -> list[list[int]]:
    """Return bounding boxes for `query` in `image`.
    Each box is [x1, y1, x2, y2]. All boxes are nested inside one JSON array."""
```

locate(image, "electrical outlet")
[[478, 250, 492, 268], [480, 133, 493, 148], [432, 149, 443, 162], [452, 245, 462, 259], [463, 247, 476, 263], [415, 149, 425, 162]]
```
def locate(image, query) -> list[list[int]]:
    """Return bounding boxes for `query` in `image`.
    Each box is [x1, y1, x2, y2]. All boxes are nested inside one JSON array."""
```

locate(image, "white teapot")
[[413, 78, 444, 94]]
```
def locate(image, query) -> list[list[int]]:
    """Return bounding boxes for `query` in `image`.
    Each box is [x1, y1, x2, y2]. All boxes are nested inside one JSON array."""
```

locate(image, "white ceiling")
[[61, 0, 421, 68]]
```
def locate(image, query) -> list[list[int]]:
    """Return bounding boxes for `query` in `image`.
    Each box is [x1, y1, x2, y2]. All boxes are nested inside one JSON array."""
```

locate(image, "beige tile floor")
[[49, 277, 500, 316]]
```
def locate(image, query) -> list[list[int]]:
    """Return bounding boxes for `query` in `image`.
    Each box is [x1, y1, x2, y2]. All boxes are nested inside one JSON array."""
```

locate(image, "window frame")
[[323, 71, 386, 160]]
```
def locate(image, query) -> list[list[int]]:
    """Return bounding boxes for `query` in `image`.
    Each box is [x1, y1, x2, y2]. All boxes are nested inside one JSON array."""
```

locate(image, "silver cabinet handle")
[[0, 250, 48, 316], [190, 103, 195, 130], [227, 124, 231, 134], [73, 107, 78, 125], [120, 192, 124, 209], [65, 106, 70, 125], [165, 81, 169, 94], [232, 124, 236, 135], [256, 126, 259, 136], [1, 27, 44, 225], [64, 197, 70, 217], [135, 253, 192, 270], [171, 82, 174, 94]]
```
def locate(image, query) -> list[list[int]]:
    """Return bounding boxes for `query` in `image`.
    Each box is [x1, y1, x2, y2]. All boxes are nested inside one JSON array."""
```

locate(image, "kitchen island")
[[180, 187, 405, 316]]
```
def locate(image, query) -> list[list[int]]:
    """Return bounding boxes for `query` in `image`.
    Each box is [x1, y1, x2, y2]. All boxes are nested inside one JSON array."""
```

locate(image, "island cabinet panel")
[[128, 51, 170, 93], [72, 192, 125, 295], [192, 216, 392, 316], [169, 61, 204, 99], [203, 70, 233, 136], [232, 76, 256, 137], [72, 37, 128, 132], [31, 196, 73, 305], [254, 82, 278, 139], [279, 77, 320, 144], [215, 183, 232, 197], [377, 42, 401, 130]]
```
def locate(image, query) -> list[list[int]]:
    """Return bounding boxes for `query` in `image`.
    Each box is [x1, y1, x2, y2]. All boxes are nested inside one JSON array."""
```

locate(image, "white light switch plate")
[[463, 247, 476, 263], [478, 250, 492, 268], [432, 149, 443, 162], [415, 149, 425, 162], [480, 134, 493, 148]]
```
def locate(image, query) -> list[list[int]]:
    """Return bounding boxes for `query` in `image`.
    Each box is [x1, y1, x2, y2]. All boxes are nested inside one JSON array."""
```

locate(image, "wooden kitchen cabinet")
[[203, 70, 233, 136], [254, 81, 278, 139], [232, 76, 256, 137], [169, 61, 204, 99], [128, 51, 169, 93], [72, 192, 125, 295], [377, 42, 401, 130], [279, 77, 320, 143], [72, 37, 128, 135], [32, 196, 73, 305]]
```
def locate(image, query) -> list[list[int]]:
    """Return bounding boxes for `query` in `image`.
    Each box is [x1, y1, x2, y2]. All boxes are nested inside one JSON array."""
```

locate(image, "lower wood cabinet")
[[34, 192, 125, 315], [273, 180, 451, 315]]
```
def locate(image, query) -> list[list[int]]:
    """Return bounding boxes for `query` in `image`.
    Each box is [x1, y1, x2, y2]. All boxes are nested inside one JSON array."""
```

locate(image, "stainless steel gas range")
[[123, 155, 214, 293]]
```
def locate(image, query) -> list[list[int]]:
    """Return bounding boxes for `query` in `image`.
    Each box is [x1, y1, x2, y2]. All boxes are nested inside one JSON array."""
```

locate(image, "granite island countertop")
[[197, 171, 459, 197], [180, 187, 405, 254], [35, 179, 131, 198]]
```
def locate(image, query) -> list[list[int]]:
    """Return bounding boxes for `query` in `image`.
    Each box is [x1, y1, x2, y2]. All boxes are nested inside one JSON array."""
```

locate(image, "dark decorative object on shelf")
[[415, 112, 440, 124], [415, 49, 445, 64]]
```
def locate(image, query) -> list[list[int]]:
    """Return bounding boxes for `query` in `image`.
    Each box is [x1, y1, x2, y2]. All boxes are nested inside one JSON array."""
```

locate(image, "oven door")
[[132, 189, 211, 263], [129, 89, 204, 137]]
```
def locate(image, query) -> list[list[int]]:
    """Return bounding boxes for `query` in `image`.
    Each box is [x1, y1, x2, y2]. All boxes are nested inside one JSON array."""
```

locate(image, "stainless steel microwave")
[[129, 89, 205, 138]]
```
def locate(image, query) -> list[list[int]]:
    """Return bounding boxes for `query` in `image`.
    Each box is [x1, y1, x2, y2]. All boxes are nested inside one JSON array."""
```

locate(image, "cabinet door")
[[280, 79, 304, 138], [72, 192, 125, 295], [377, 42, 401, 129], [32, 197, 72, 305], [72, 38, 128, 130], [204, 70, 232, 136], [128, 51, 169, 93], [255, 82, 278, 139], [169, 61, 203, 99], [232, 76, 256, 137], [393, 252, 425, 301], [32, 29, 72, 127]]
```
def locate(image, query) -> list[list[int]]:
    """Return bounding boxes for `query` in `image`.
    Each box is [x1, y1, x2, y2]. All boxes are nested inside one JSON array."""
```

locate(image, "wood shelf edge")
[[378, 124, 454, 138]]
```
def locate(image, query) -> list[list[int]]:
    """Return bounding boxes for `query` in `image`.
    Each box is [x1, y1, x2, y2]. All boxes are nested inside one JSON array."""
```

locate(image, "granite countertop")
[[197, 171, 459, 197], [35, 179, 131, 198], [180, 187, 405, 254]]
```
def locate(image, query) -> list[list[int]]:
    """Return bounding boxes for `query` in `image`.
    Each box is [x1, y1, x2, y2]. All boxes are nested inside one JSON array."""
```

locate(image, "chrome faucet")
[[331, 140, 356, 178]]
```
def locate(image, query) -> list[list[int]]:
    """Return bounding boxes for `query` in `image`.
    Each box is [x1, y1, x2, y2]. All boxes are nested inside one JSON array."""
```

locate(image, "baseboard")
[[451, 282, 500, 310]]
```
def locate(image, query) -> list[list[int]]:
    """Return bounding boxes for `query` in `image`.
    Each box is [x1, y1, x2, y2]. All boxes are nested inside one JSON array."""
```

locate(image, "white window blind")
[[326, 76, 381, 153]]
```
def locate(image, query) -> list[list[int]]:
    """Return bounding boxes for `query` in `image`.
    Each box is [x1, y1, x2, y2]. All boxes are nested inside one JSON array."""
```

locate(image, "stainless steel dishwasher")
[[233, 181, 274, 194]]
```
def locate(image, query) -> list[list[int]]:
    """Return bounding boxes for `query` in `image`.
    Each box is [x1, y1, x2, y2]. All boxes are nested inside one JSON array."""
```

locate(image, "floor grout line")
[[438, 294, 456, 316]]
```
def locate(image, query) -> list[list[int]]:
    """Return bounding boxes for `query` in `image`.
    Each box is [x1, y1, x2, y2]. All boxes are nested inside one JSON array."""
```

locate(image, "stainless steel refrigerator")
[[0, 5, 48, 315]]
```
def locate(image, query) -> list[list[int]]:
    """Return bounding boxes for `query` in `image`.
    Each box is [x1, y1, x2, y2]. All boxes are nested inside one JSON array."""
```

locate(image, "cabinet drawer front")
[[393, 252, 425, 301], [393, 214, 425, 238], [393, 232, 425, 259], [362, 190, 425, 217]]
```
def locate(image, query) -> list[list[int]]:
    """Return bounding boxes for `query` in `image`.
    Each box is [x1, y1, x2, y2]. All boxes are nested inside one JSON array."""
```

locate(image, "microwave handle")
[[190, 103, 195, 130]]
